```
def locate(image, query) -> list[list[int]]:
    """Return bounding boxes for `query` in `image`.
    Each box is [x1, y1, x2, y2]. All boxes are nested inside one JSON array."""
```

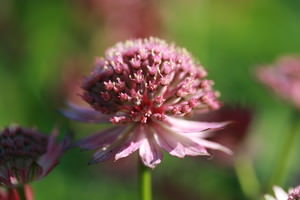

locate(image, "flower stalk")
[[139, 159, 152, 200], [269, 110, 300, 189]]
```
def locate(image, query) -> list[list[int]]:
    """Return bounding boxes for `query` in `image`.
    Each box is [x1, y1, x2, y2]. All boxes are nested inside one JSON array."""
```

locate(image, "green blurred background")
[[1, 0, 300, 199]]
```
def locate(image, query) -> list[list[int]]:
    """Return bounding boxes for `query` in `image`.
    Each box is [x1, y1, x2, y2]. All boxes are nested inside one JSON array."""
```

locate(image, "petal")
[[193, 138, 232, 155], [76, 126, 124, 150], [61, 102, 111, 123], [89, 146, 123, 164], [88, 126, 136, 164], [38, 129, 65, 176], [264, 195, 276, 200], [152, 122, 208, 158], [153, 120, 231, 155], [139, 127, 163, 168], [273, 186, 288, 200], [165, 116, 230, 134], [115, 126, 144, 160]]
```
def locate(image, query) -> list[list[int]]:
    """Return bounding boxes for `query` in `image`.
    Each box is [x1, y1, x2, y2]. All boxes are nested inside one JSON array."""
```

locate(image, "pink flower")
[[256, 56, 300, 109], [265, 185, 300, 200], [0, 125, 67, 187], [79, 0, 161, 41], [62, 37, 231, 168]]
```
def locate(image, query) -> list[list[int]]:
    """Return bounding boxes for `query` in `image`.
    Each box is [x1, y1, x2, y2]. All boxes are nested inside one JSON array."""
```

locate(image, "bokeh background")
[[1, 0, 300, 199]]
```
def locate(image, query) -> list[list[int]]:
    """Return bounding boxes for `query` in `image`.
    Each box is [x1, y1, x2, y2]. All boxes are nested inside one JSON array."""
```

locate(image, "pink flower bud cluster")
[[0, 126, 65, 187], [82, 38, 220, 124]]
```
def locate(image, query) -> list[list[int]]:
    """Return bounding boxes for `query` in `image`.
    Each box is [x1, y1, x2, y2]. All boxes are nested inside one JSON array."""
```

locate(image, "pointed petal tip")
[[114, 154, 124, 161], [221, 146, 233, 155]]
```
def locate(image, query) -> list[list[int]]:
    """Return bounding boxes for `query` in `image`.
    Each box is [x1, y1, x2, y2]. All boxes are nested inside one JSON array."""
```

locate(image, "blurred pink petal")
[[265, 186, 288, 200], [61, 103, 111, 123], [76, 126, 125, 150], [38, 129, 70, 177], [256, 56, 300, 109], [265, 185, 300, 200], [165, 116, 230, 133]]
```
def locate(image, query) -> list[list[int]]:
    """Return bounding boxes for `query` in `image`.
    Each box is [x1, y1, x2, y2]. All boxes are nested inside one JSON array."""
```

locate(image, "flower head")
[[256, 56, 300, 109], [0, 125, 66, 187], [63, 37, 231, 168], [265, 185, 300, 200]]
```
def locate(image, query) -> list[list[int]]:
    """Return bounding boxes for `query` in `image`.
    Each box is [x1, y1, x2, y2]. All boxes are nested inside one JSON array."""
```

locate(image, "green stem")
[[234, 155, 260, 200], [138, 159, 152, 200], [16, 185, 27, 200], [268, 110, 300, 189]]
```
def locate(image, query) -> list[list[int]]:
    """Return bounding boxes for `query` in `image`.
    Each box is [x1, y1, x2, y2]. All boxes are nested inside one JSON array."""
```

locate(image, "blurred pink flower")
[[80, 0, 161, 41], [0, 125, 67, 187], [265, 185, 300, 200], [256, 56, 300, 109], [63, 37, 231, 168], [196, 106, 253, 166]]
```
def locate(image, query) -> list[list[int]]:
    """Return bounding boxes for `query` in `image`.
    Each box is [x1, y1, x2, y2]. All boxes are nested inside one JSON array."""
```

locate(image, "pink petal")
[[38, 129, 65, 176], [273, 186, 288, 200], [152, 122, 209, 158], [139, 127, 163, 168], [193, 138, 232, 155], [89, 146, 123, 164], [115, 126, 144, 160], [61, 102, 111, 123], [88, 126, 136, 164], [165, 116, 230, 133], [76, 126, 124, 150]]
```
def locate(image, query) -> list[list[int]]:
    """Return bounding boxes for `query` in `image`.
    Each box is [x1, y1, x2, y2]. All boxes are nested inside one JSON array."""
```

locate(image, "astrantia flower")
[[265, 185, 300, 200], [256, 56, 300, 109], [63, 37, 231, 168], [0, 125, 66, 187]]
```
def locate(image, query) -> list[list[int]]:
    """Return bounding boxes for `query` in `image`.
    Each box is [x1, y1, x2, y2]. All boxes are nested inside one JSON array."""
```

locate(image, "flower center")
[[110, 95, 166, 124]]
